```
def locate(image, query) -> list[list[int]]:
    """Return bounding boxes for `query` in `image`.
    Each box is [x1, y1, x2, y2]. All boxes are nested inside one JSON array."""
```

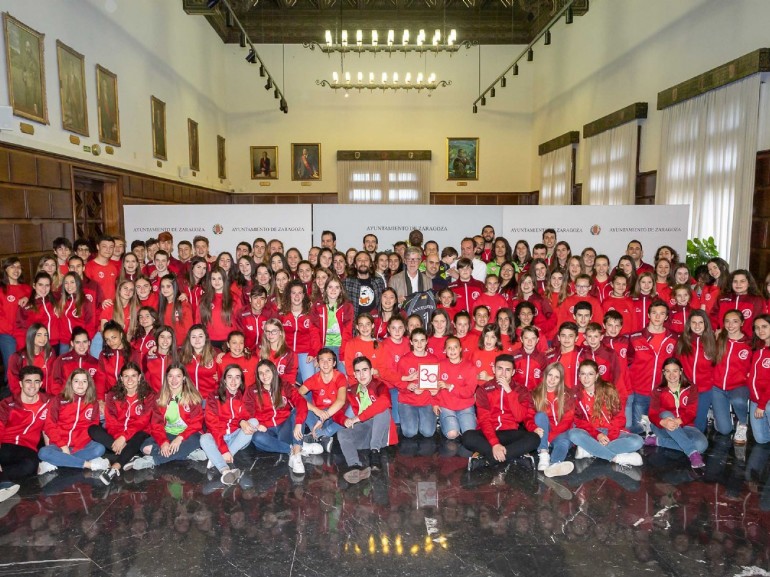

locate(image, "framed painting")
[[251, 145, 278, 179], [292, 143, 321, 181], [188, 118, 199, 171], [447, 137, 479, 180], [151, 95, 167, 161], [96, 64, 120, 145], [56, 40, 88, 136], [3, 13, 47, 123], [217, 135, 226, 180]]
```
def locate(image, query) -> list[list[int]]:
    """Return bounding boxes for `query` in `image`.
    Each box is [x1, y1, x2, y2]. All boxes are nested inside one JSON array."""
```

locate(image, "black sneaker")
[[99, 468, 120, 486], [467, 452, 489, 472], [513, 454, 535, 471], [369, 449, 383, 471]]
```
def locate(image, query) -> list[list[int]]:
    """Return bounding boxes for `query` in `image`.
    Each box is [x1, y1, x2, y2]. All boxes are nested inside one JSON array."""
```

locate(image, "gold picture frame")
[[96, 64, 120, 146], [291, 143, 321, 181], [188, 118, 199, 171], [151, 95, 167, 161], [217, 135, 226, 180], [56, 40, 88, 136], [251, 146, 278, 179], [3, 13, 48, 124], [447, 137, 479, 180]]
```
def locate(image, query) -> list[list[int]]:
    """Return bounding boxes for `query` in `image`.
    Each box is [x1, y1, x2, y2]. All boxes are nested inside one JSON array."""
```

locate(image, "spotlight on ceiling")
[[544, 30, 551, 45], [513, 63, 519, 76], [566, 6, 573, 24], [265, 78, 272, 90], [245, 49, 256, 64], [527, 48, 534, 61], [481, 96, 486, 106], [500, 77, 506, 88], [490, 87, 495, 98], [473, 104, 478, 114], [259, 64, 265, 77]]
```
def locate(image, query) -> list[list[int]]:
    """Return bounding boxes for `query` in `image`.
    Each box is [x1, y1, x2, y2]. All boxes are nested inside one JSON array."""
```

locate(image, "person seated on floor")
[[395, 328, 440, 439], [298, 348, 348, 448], [568, 359, 644, 468], [89, 361, 155, 485], [0, 366, 50, 501], [131, 363, 206, 470], [242, 359, 321, 476], [38, 368, 109, 474], [529, 362, 575, 478], [463, 354, 541, 471], [337, 356, 397, 484], [434, 336, 479, 440], [646, 357, 708, 469]]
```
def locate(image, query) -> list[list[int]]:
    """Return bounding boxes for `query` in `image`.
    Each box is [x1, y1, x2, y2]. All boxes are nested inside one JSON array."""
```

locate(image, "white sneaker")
[[288, 453, 305, 475], [537, 451, 550, 472], [37, 461, 58, 475], [544, 461, 574, 478], [574, 446, 593, 460], [613, 452, 643, 467], [733, 423, 748, 446], [122, 456, 139, 471], [638, 415, 651, 437], [0, 483, 20, 503], [221, 468, 242, 486], [300, 442, 323, 456], [205, 459, 213, 470], [131, 455, 156, 470], [88, 457, 111, 471], [187, 449, 207, 461]]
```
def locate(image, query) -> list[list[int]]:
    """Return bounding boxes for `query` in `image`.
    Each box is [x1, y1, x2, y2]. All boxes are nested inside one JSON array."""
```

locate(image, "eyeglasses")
[[265, 329, 280, 335]]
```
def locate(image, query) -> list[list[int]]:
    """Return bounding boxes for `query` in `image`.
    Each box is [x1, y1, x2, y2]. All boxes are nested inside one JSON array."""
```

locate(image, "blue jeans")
[[390, 388, 400, 424], [628, 393, 651, 434], [252, 415, 301, 454], [567, 427, 644, 462], [438, 406, 476, 438], [38, 441, 105, 469], [398, 403, 436, 438], [711, 386, 749, 435], [90, 331, 103, 360], [750, 401, 770, 444], [141, 432, 201, 465], [534, 412, 572, 463], [200, 429, 253, 472], [651, 411, 708, 456], [694, 388, 713, 433], [304, 409, 343, 438], [296, 353, 318, 384], [0, 333, 16, 388]]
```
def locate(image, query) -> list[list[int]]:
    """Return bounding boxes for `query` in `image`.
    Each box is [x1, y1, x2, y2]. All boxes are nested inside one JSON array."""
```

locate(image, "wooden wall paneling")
[[750, 151, 770, 282], [0, 150, 10, 182], [50, 190, 71, 219], [41, 222, 66, 249], [14, 224, 43, 253], [36, 157, 63, 189], [8, 151, 37, 186], [0, 226, 15, 257], [0, 187, 27, 218], [26, 189, 52, 218]]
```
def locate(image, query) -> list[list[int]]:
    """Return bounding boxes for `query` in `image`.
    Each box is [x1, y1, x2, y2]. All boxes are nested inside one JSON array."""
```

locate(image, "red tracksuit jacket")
[[104, 391, 155, 439], [314, 301, 354, 359], [280, 310, 322, 355], [345, 377, 397, 445], [677, 336, 715, 393], [149, 400, 204, 445], [627, 328, 678, 395], [395, 351, 440, 406], [0, 393, 49, 451], [243, 383, 309, 428], [435, 359, 478, 411], [713, 337, 751, 391], [204, 389, 250, 453], [7, 350, 56, 397], [649, 383, 698, 428], [475, 379, 530, 446], [512, 349, 547, 391], [749, 346, 770, 409], [574, 388, 627, 441], [45, 394, 101, 452], [184, 352, 222, 400]]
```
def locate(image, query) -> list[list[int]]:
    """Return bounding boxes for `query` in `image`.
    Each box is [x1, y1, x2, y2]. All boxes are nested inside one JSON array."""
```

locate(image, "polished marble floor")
[[1, 433, 769, 577]]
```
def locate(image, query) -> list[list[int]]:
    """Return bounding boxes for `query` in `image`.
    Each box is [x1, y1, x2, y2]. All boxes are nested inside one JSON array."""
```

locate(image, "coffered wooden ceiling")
[[185, 0, 588, 45]]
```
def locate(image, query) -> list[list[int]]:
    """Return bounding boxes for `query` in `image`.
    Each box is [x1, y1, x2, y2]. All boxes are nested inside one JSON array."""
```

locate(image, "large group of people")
[[0, 224, 768, 504]]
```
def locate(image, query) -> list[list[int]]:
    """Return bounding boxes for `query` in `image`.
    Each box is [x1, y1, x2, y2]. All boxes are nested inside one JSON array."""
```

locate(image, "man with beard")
[[343, 251, 386, 317], [480, 225, 495, 263]]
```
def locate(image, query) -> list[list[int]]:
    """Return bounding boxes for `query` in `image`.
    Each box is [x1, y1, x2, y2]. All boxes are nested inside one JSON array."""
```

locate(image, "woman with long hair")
[[133, 275, 158, 311], [495, 307, 516, 352], [675, 309, 717, 432], [36, 254, 62, 293], [38, 368, 108, 473], [615, 255, 638, 294], [705, 257, 731, 313], [749, 314, 770, 445], [199, 364, 252, 485], [396, 328, 440, 439], [259, 318, 298, 387], [374, 252, 389, 284], [654, 258, 674, 306], [712, 309, 752, 444], [215, 252, 238, 292], [434, 336, 478, 439], [314, 276, 353, 375], [646, 358, 708, 469], [15, 271, 60, 350], [179, 324, 221, 400], [7, 323, 56, 396], [387, 252, 403, 282], [471, 324, 503, 382], [157, 274, 193, 344], [529, 258, 550, 295], [56, 272, 97, 348], [95, 321, 132, 405], [342, 313, 379, 384], [131, 363, 205, 470], [280, 280, 321, 384], [580, 247, 597, 277], [272, 269, 291, 306], [185, 257, 209, 319], [89, 361, 155, 484], [332, 252, 348, 280], [512, 274, 554, 340], [142, 325, 179, 393], [99, 279, 138, 340], [234, 255, 257, 307], [131, 306, 159, 361], [199, 267, 238, 349], [498, 262, 518, 302], [310, 267, 333, 305], [550, 241, 572, 274], [565, 256, 583, 292], [486, 237, 512, 278], [511, 240, 532, 275], [568, 359, 644, 466], [0, 257, 30, 391], [531, 362, 574, 478], [285, 248, 303, 279], [630, 272, 658, 333], [427, 308, 452, 360], [711, 269, 764, 337], [119, 251, 141, 284]]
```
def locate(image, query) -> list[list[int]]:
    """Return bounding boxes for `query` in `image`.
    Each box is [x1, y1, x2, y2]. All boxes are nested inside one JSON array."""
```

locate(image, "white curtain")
[[539, 145, 573, 205], [337, 159, 430, 204], [582, 121, 638, 205], [656, 74, 760, 268]]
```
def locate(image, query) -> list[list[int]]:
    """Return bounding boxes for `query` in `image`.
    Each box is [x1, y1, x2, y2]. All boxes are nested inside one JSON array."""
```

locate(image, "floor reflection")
[[1, 433, 769, 577]]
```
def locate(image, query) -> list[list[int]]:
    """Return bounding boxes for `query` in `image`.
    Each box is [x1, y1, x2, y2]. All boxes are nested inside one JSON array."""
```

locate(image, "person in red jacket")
[[216, 331, 258, 387], [56, 272, 97, 346], [199, 267, 239, 349], [545, 322, 580, 390], [395, 328, 440, 439], [280, 280, 322, 384], [449, 258, 484, 313], [0, 366, 49, 485], [463, 354, 540, 471], [0, 257, 31, 393], [94, 321, 133, 409], [370, 316, 411, 424], [131, 363, 205, 470], [7, 323, 56, 396], [666, 284, 693, 335], [88, 361, 155, 484], [15, 272, 60, 350], [50, 327, 98, 397], [434, 336, 479, 439], [142, 326, 179, 393], [712, 309, 752, 444], [601, 274, 635, 335], [179, 324, 221, 400], [512, 326, 547, 391], [157, 274, 193, 345], [530, 362, 574, 478], [314, 277, 354, 375], [646, 358, 708, 469], [299, 348, 348, 442], [234, 286, 273, 354], [343, 313, 379, 384], [199, 364, 252, 485], [567, 359, 643, 467], [749, 314, 770, 444], [38, 368, 109, 473], [242, 359, 319, 476], [555, 275, 603, 329], [674, 310, 717, 432], [710, 269, 765, 337], [338, 356, 397, 483], [474, 275, 508, 320]]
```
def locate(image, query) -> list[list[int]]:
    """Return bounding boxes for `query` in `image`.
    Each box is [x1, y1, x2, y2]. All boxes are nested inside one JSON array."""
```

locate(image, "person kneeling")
[[462, 354, 541, 471], [338, 357, 397, 484]]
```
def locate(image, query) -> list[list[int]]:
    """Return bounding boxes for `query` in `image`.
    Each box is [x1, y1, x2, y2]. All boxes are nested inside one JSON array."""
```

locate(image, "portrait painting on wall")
[[447, 137, 479, 180], [188, 118, 199, 171], [56, 40, 88, 136], [217, 135, 226, 180], [251, 146, 278, 179], [151, 95, 167, 161], [96, 64, 120, 145], [3, 13, 48, 124], [292, 143, 321, 181]]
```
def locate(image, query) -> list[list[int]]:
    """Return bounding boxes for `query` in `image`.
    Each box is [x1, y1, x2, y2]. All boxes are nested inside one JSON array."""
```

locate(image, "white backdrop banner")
[[501, 205, 690, 266], [312, 205, 502, 253], [123, 205, 313, 255]]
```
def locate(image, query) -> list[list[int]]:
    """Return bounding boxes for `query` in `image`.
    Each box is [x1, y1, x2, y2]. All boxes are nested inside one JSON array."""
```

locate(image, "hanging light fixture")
[[500, 77, 506, 88], [304, 28, 474, 55], [317, 71, 451, 92], [544, 30, 551, 45], [527, 48, 534, 61]]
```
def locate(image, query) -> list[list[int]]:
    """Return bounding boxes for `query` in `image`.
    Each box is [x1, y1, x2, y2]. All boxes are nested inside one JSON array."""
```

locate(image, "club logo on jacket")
[[762, 358, 770, 369], [183, 404, 191, 412], [6, 295, 15, 303], [441, 373, 449, 381], [666, 344, 675, 354], [85, 408, 93, 419], [743, 309, 753, 319], [682, 396, 689, 406], [98, 272, 104, 279], [533, 369, 542, 379], [85, 294, 93, 302], [738, 350, 749, 360], [471, 290, 481, 300], [277, 365, 285, 375], [136, 405, 144, 415], [88, 368, 97, 377], [302, 319, 310, 329], [598, 366, 607, 375]]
